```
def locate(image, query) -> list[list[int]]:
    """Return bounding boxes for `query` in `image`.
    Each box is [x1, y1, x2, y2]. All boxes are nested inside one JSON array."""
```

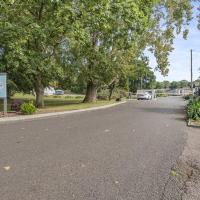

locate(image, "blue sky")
[[149, 6, 200, 82]]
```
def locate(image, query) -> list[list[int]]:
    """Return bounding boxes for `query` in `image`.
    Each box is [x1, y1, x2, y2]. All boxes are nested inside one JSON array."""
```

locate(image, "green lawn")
[[0, 93, 116, 113]]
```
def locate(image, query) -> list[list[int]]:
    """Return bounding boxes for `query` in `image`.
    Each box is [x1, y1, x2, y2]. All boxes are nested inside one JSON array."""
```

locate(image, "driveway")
[[0, 97, 187, 200]]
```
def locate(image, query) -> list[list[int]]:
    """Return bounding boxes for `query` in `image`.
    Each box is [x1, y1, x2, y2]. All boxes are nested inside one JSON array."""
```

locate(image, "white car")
[[55, 90, 65, 95], [137, 92, 151, 100]]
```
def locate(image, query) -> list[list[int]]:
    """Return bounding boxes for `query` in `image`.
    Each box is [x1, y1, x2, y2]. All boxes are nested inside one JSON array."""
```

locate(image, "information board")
[[0, 73, 7, 98]]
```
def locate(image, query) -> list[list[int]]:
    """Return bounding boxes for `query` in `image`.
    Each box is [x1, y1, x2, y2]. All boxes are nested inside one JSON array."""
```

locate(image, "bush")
[[119, 90, 128, 98], [116, 97, 122, 102], [157, 93, 168, 97], [187, 97, 200, 120], [75, 96, 83, 99], [20, 102, 37, 115], [11, 100, 23, 112], [184, 95, 192, 100], [64, 96, 73, 99], [97, 89, 109, 100], [53, 95, 61, 98]]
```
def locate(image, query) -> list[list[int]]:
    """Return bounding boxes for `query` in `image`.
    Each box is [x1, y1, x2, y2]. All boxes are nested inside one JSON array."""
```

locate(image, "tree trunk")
[[108, 81, 116, 101], [108, 88, 114, 101], [35, 76, 44, 108], [83, 81, 97, 103], [35, 86, 44, 108]]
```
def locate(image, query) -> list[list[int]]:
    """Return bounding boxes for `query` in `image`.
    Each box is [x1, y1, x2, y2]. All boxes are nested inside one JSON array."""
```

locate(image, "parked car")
[[44, 87, 55, 96], [137, 92, 151, 100], [55, 90, 64, 95]]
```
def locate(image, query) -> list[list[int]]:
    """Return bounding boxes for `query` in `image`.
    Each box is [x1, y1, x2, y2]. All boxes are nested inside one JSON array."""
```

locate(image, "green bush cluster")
[[97, 90, 109, 100], [157, 93, 168, 97], [187, 96, 200, 120], [20, 102, 37, 115], [97, 89, 128, 100], [184, 94, 193, 101]]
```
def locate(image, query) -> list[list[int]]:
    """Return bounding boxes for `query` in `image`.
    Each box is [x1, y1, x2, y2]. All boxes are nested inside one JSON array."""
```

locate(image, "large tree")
[[65, 0, 194, 102], [65, 0, 156, 102], [0, 0, 195, 105], [128, 57, 156, 92], [0, 0, 73, 107]]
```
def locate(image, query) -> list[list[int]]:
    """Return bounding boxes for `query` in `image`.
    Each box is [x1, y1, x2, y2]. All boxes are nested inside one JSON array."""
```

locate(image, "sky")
[[148, 6, 200, 82]]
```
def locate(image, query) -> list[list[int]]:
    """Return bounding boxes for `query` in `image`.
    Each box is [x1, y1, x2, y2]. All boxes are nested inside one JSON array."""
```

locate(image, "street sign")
[[0, 73, 7, 115], [0, 73, 7, 98]]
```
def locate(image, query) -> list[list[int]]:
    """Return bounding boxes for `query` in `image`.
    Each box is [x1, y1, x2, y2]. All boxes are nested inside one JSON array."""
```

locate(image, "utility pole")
[[191, 49, 194, 95]]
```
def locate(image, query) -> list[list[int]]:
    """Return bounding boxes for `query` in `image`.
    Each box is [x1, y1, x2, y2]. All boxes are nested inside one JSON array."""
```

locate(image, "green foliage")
[[128, 56, 156, 92], [0, 0, 73, 106], [155, 80, 190, 89], [97, 88, 127, 100], [187, 97, 200, 120], [67, 1, 156, 87], [170, 81, 181, 89], [0, 0, 195, 104], [150, 0, 193, 74], [184, 94, 193, 100], [97, 89, 109, 100], [157, 93, 168, 97], [20, 102, 36, 115]]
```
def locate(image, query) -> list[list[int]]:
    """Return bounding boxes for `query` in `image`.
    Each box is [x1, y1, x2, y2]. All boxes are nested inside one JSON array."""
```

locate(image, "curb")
[[187, 119, 200, 128], [0, 101, 127, 124]]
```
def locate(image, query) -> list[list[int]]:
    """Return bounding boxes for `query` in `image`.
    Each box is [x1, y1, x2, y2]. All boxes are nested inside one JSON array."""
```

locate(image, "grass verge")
[[0, 93, 118, 115], [37, 100, 116, 113]]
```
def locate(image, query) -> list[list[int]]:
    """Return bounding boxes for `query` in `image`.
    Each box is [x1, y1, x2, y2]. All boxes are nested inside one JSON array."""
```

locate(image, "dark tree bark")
[[83, 81, 97, 103], [35, 75, 44, 108], [35, 86, 44, 108], [108, 81, 116, 101]]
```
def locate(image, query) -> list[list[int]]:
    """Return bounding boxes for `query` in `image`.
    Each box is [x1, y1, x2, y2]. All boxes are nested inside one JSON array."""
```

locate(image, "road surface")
[[0, 97, 187, 200]]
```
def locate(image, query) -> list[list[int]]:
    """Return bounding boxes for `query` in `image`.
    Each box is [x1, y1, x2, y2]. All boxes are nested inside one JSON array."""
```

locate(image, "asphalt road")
[[0, 97, 187, 200]]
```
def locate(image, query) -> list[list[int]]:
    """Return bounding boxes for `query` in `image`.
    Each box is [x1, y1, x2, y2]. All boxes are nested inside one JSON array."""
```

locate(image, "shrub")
[[187, 97, 200, 120], [119, 90, 128, 98], [97, 89, 109, 100], [157, 93, 168, 97], [75, 96, 83, 99], [20, 102, 36, 115], [64, 96, 73, 99], [53, 95, 60, 98], [116, 97, 122, 102], [11, 100, 23, 112], [97, 95, 108, 100], [184, 95, 193, 100]]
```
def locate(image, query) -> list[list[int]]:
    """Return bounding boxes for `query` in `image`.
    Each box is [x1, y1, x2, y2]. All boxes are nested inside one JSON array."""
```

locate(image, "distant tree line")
[[155, 80, 190, 90]]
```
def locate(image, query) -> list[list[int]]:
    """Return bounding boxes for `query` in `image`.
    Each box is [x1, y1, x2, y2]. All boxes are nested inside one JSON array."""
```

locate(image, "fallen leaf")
[[115, 180, 119, 184], [4, 166, 11, 171], [81, 163, 86, 168]]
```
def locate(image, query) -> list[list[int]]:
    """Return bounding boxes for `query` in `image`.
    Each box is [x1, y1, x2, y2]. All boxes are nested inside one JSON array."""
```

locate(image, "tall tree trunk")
[[35, 76, 44, 108], [83, 81, 97, 103], [108, 81, 116, 101]]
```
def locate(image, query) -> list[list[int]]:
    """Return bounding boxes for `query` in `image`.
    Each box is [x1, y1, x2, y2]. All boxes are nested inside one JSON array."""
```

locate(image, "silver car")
[[137, 92, 151, 100]]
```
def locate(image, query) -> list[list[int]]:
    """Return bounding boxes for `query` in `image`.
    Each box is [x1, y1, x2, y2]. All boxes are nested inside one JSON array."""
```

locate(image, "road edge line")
[[0, 101, 127, 124]]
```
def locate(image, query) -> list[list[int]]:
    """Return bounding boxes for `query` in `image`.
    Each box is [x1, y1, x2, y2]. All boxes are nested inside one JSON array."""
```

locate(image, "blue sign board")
[[0, 73, 7, 98]]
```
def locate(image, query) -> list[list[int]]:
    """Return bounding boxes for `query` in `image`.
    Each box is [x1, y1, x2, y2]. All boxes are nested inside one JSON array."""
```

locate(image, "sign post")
[[0, 73, 7, 115]]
